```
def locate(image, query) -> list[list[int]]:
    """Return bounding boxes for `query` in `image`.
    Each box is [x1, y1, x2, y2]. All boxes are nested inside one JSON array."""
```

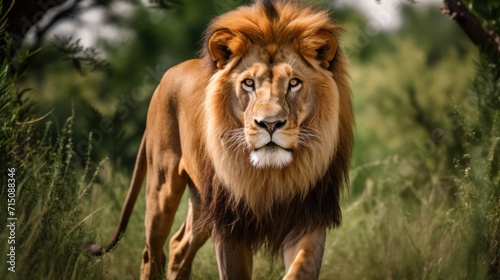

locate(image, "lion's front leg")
[[215, 240, 253, 280], [283, 227, 327, 280], [167, 194, 209, 280], [141, 156, 187, 280]]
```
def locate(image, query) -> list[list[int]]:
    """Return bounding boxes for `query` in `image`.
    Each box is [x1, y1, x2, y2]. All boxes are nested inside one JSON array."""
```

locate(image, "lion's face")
[[230, 47, 326, 169]]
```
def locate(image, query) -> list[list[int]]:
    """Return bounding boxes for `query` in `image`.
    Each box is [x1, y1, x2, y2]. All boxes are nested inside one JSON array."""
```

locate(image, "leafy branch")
[[52, 36, 109, 74]]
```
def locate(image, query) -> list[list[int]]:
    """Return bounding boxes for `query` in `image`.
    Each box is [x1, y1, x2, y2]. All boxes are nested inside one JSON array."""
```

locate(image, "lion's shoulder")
[[160, 59, 211, 89], [152, 58, 213, 115]]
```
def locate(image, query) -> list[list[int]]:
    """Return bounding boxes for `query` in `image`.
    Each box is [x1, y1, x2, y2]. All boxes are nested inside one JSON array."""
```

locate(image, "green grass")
[[0, 105, 102, 279]]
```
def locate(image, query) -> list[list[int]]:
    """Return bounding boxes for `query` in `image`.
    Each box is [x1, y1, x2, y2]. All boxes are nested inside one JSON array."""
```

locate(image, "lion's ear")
[[316, 31, 338, 69], [208, 29, 245, 69], [301, 31, 338, 69]]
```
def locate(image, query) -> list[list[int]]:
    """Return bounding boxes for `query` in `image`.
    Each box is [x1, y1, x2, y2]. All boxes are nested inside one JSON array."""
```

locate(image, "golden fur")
[[89, 1, 353, 279]]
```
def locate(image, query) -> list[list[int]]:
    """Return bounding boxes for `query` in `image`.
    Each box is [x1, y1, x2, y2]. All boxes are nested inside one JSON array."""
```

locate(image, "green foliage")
[[453, 52, 500, 278], [53, 36, 110, 75], [465, 0, 500, 33], [324, 3, 499, 279], [0, 29, 102, 279]]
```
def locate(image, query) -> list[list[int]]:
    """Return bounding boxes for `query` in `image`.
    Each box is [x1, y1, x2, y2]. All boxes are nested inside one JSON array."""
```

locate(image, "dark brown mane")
[[262, 0, 278, 20], [198, 162, 342, 257]]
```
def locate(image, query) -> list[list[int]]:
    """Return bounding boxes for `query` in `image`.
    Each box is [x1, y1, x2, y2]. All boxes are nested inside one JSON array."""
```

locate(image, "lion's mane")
[[197, 0, 353, 256]]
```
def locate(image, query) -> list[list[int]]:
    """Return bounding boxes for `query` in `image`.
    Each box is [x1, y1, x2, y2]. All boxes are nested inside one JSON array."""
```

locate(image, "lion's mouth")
[[250, 142, 294, 168], [254, 142, 292, 152]]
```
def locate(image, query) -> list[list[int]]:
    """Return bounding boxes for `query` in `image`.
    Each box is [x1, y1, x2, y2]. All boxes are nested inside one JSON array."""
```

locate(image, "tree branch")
[[29, 0, 86, 53], [442, 0, 500, 56], [1, 0, 68, 57]]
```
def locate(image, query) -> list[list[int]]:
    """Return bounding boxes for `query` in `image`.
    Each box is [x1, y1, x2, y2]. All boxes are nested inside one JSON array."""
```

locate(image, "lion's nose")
[[254, 119, 287, 134]]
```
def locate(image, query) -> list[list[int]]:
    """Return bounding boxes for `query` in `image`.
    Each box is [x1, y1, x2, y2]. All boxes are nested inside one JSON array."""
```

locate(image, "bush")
[[0, 24, 101, 279]]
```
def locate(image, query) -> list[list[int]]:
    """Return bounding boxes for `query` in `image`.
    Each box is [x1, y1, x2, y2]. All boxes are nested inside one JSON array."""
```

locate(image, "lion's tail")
[[88, 134, 147, 256]]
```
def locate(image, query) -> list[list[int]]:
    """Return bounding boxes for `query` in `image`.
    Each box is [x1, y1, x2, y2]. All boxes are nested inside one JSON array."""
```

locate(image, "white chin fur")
[[250, 148, 293, 168]]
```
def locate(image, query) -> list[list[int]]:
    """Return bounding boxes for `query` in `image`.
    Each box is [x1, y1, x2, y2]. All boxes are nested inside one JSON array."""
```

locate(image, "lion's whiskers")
[[297, 127, 319, 148], [224, 128, 249, 152], [224, 127, 320, 151]]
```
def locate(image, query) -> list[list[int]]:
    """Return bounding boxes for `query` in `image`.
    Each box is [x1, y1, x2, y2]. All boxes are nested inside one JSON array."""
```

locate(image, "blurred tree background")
[[0, 0, 498, 279]]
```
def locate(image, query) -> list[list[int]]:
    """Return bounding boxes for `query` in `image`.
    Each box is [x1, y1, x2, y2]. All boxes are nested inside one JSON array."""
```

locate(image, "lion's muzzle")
[[254, 119, 286, 135]]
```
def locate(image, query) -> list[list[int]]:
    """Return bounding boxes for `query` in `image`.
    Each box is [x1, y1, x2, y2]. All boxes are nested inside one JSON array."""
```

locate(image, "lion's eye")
[[289, 78, 302, 92], [242, 79, 255, 92]]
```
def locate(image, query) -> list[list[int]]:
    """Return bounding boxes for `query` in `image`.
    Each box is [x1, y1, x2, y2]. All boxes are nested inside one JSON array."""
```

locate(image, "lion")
[[88, 0, 353, 279]]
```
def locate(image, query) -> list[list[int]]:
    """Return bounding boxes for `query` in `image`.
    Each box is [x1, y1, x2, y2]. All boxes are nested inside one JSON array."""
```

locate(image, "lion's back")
[[145, 59, 213, 187]]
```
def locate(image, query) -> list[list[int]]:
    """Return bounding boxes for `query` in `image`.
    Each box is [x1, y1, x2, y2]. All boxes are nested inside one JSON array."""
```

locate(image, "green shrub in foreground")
[[0, 26, 101, 279]]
